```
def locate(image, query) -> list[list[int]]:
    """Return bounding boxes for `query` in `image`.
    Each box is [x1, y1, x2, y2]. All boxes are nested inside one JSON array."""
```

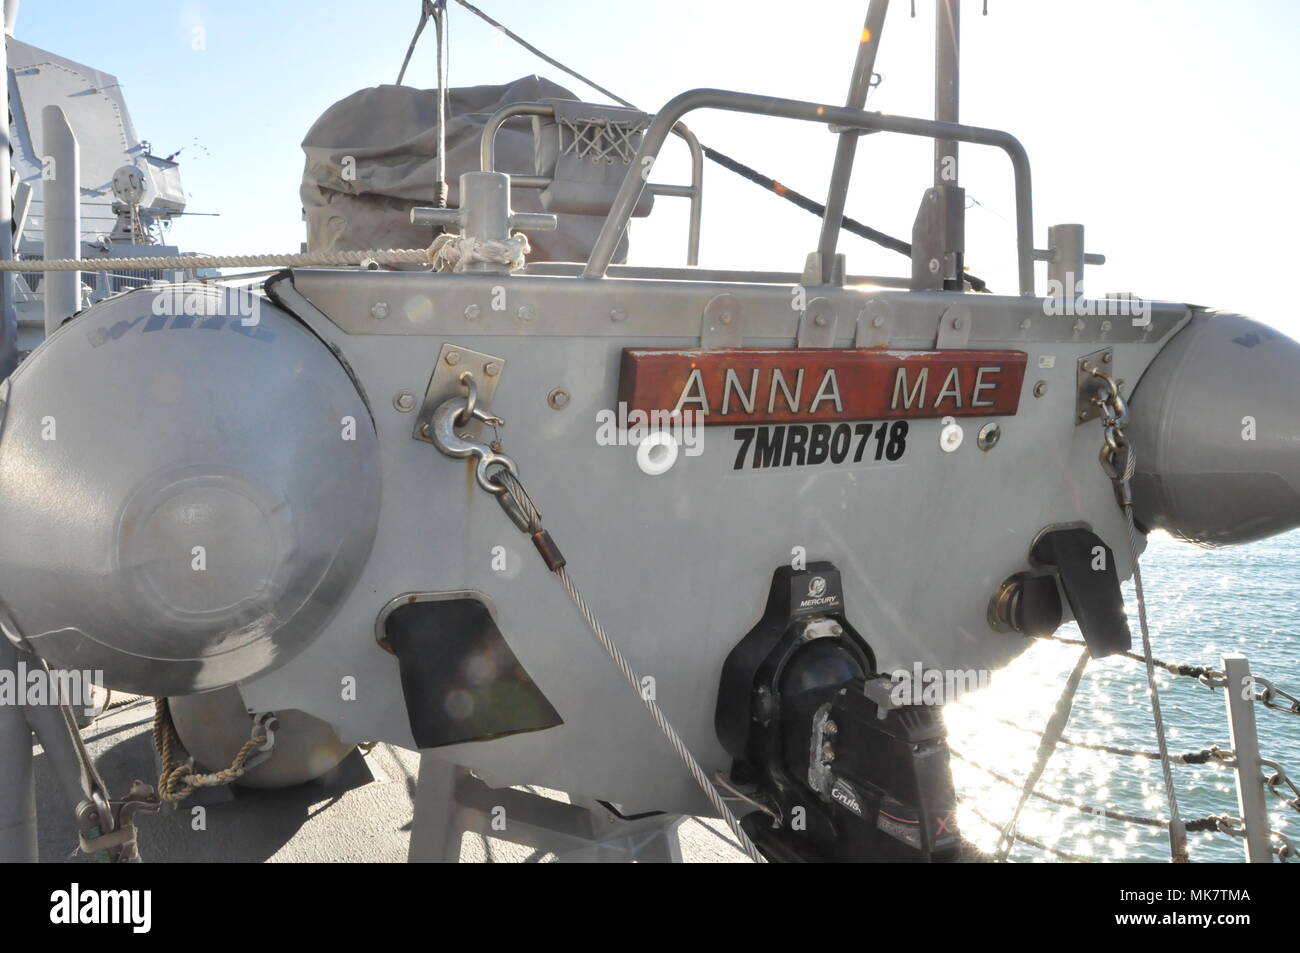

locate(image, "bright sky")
[[15, 0, 1300, 334]]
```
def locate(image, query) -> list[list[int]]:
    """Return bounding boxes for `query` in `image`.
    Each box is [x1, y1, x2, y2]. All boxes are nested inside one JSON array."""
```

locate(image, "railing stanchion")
[[1222, 653, 1273, 862]]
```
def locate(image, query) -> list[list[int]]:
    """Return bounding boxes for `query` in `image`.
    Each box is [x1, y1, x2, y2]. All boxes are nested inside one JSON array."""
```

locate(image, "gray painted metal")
[[413, 171, 556, 276], [933, 0, 959, 185], [1220, 654, 1272, 862], [1127, 311, 1300, 546], [0, 285, 382, 696], [910, 184, 962, 292], [40, 104, 78, 335], [5, 31, 201, 360], [283, 268, 1186, 344], [409, 755, 686, 862], [522, 261, 911, 288], [927, 0, 965, 289], [581, 88, 1035, 295], [212, 267, 1193, 815], [412, 342, 505, 444], [0, 638, 36, 862], [6, 35, 186, 249], [0, 627, 105, 861], [1046, 223, 1085, 296], [0, 26, 14, 380]]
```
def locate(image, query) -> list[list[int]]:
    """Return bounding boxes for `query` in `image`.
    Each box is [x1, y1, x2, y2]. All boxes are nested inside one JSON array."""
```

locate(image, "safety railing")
[[958, 637, 1300, 863], [578, 88, 1035, 295], [479, 102, 704, 267]]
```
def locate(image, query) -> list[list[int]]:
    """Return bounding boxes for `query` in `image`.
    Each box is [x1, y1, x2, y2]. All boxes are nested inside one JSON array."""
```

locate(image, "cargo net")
[[557, 116, 648, 165], [950, 634, 1300, 863]]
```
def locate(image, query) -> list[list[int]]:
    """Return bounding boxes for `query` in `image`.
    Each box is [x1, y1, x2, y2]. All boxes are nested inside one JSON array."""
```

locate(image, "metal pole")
[[934, 0, 959, 183], [0, 12, 16, 379], [0, 637, 37, 862], [1221, 654, 1272, 862], [42, 106, 80, 335], [814, 0, 889, 284], [933, 0, 963, 289], [682, 124, 703, 267], [1047, 223, 1085, 298]]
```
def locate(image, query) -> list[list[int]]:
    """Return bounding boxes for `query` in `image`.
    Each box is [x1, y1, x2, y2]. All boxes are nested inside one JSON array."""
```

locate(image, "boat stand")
[[408, 754, 686, 863]]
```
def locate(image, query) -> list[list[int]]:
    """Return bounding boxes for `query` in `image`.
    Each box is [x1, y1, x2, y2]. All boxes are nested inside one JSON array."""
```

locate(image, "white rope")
[[0, 247, 435, 273], [430, 232, 530, 272], [0, 234, 535, 277]]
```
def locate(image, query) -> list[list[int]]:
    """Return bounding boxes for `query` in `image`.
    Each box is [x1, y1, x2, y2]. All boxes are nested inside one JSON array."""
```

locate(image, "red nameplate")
[[618, 348, 1027, 425]]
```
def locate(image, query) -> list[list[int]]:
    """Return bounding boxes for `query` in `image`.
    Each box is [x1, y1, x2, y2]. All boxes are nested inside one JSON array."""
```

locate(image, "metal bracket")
[[935, 304, 971, 349], [855, 299, 894, 348], [911, 185, 965, 290], [1075, 347, 1113, 425], [796, 297, 837, 348], [700, 293, 743, 348], [414, 344, 506, 443], [800, 251, 845, 287]]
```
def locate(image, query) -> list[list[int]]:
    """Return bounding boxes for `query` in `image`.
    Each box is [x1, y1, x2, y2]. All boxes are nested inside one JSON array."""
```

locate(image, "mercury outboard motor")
[[716, 562, 963, 862]]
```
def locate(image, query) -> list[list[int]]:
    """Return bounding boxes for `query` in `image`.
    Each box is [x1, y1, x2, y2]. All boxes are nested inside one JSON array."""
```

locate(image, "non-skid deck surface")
[[34, 697, 747, 863]]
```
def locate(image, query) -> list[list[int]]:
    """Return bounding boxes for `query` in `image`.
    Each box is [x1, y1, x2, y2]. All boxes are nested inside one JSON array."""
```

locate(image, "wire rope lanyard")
[[424, 376, 766, 863], [1085, 360, 1189, 863]]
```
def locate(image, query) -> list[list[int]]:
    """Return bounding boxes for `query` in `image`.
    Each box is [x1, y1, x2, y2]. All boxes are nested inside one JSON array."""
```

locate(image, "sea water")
[[946, 528, 1300, 863]]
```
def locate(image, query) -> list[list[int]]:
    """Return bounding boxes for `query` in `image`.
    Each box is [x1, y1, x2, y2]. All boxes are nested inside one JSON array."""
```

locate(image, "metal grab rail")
[[479, 102, 704, 266], [582, 88, 1035, 295]]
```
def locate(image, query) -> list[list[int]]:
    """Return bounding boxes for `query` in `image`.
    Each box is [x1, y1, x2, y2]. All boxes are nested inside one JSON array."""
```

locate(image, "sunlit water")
[[945, 529, 1300, 863]]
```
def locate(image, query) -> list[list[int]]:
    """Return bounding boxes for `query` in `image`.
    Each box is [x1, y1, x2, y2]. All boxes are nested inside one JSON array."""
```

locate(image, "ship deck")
[[33, 696, 747, 863]]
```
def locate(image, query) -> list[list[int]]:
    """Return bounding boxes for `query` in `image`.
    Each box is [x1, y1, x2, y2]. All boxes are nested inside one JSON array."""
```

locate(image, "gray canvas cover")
[[300, 77, 627, 263], [532, 99, 654, 218]]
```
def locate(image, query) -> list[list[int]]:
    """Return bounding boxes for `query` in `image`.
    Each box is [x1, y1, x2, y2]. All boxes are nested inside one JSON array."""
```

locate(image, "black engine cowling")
[[715, 562, 964, 862]]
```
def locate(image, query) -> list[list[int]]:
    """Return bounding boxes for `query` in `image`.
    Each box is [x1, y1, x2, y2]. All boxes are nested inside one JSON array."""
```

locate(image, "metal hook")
[[429, 396, 516, 494], [241, 711, 280, 773], [457, 371, 479, 426]]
